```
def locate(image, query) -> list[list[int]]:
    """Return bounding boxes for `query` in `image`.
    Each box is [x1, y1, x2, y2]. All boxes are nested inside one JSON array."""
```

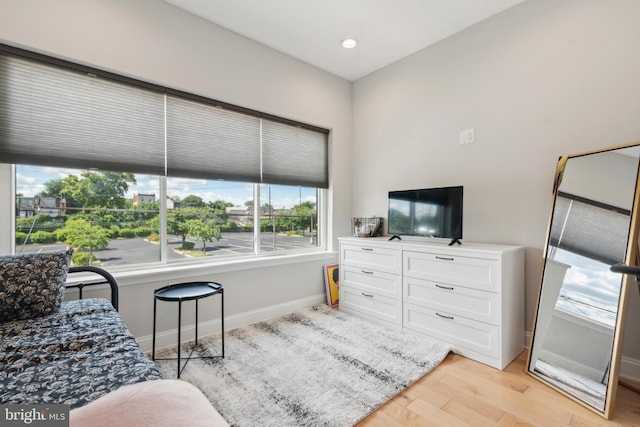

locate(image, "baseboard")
[[620, 355, 640, 384], [138, 293, 326, 353]]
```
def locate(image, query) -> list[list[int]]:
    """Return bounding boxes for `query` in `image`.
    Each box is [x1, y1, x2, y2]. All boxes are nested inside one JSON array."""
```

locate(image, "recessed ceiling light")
[[341, 38, 358, 49]]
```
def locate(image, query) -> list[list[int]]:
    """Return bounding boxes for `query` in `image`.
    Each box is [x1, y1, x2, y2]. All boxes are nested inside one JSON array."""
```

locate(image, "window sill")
[[96, 250, 338, 286]]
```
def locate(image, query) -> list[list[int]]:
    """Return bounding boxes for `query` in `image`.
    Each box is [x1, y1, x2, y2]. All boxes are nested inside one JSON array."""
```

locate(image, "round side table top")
[[154, 282, 223, 302]]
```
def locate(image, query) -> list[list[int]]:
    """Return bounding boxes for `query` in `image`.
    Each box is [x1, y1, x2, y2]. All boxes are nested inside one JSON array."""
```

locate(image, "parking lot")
[[21, 232, 316, 266]]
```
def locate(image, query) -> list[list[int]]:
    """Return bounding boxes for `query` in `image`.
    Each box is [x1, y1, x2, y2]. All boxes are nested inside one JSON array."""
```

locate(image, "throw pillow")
[[0, 249, 73, 322]]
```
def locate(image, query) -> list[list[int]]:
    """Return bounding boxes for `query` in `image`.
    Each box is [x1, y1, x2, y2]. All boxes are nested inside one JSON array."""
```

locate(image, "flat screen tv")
[[388, 186, 463, 245]]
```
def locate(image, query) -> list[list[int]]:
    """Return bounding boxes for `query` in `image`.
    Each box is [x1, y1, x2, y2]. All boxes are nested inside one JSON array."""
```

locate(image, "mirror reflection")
[[528, 145, 640, 416]]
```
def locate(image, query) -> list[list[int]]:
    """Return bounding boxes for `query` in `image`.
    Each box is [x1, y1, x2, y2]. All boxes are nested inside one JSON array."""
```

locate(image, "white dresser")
[[339, 237, 525, 370]]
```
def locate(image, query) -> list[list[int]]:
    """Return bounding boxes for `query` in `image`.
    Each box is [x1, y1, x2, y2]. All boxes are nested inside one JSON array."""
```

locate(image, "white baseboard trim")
[[620, 355, 640, 384], [138, 293, 326, 353]]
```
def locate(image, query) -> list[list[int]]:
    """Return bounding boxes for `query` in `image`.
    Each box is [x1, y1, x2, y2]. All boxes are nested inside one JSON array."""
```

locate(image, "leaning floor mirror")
[[527, 142, 640, 419]]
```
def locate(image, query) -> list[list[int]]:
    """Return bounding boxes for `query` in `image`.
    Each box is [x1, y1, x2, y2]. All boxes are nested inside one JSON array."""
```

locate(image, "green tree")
[[293, 201, 317, 232], [38, 178, 66, 198], [186, 219, 221, 253], [167, 207, 201, 245], [40, 171, 136, 210], [40, 174, 80, 208], [181, 194, 205, 208], [61, 218, 110, 265], [72, 171, 136, 208], [208, 200, 233, 213]]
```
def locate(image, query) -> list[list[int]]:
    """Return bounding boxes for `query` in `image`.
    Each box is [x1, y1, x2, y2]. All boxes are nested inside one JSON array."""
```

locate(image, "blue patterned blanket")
[[0, 298, 162, 408]]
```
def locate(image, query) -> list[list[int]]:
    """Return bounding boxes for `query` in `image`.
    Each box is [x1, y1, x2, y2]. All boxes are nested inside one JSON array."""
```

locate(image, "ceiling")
[[164, 0, 525, 81]]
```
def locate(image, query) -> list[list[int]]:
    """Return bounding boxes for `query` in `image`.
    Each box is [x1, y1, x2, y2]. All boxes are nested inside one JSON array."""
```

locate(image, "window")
[[548, 192, 630, 327], [259, 184, 318, 252], [16, 167, 322, 266], [3, 44, 329, 267]]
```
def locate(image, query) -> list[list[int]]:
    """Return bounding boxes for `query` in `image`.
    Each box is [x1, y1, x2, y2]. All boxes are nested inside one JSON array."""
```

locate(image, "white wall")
[[0, 0, 352, 349], [352, 0, 640, 362]]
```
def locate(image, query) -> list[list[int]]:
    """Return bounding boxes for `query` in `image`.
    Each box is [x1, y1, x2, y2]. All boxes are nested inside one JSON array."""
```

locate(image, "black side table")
[[152, 282, 224, 378]]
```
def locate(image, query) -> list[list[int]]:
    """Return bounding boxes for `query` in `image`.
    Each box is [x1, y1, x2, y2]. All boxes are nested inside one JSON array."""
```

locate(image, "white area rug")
[[155, 305, 451, 427]]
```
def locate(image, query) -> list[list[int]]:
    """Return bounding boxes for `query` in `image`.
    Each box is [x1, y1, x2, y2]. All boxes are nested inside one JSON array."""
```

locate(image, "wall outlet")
[[459, 128, 475, 145]]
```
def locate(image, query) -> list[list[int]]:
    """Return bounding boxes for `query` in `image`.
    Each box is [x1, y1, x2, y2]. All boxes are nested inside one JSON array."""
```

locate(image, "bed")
[[0, 251, 163, 409]]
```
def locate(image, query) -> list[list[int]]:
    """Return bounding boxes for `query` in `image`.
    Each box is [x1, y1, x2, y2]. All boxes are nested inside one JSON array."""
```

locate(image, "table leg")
[[177, 299, 182, 378], [221, 289, 224, 358], [152, 297, 157, 360], [195, 299, 199, 347]]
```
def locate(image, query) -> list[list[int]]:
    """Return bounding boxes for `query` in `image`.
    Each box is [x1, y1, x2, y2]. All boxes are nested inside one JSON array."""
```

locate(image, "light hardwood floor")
[[357, 352, 640, 426]]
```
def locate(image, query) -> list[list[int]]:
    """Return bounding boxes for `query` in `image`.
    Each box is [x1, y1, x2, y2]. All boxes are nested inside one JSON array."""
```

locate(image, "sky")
[[16, 165, 316, 209], [551, 248, 621, 328]]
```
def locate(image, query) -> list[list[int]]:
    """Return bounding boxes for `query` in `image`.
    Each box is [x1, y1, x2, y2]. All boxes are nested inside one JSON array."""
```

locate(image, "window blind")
[[0, 52, 166, 175], [0, 44, 330, 188], [165, 94, 261, 182], [262, 118, 329, 188], [549, 193, 630, 265]]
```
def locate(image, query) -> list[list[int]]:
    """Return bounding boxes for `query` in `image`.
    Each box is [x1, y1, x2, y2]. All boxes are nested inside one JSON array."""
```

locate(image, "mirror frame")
[[527, 142, 640, 419]]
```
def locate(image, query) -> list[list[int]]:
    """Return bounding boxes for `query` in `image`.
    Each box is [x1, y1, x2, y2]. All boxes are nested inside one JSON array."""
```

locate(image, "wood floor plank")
[[422, 372, 506, 422], [404, 398, 472, 427], [400, 382, 450, 409], [438, 369, 573, 427], [441, 399, 504, 426], [496, 412, 540, 427], [356, 352, 640, 427]]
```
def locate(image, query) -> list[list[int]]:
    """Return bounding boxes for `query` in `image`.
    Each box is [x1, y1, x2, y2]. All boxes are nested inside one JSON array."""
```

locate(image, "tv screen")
[[388, 186, 463, 243]]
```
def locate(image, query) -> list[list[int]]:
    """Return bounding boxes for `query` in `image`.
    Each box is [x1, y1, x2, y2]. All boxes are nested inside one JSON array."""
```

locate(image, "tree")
[[40, 175, 80, 208], [72, 171, 137, 208], [208, 200, 233, 213], [40, 171, 136, 210], [181, 194, 205, 208], [61, 218, 110, 265], [186, 219, 221, 253], [167, 207, 201, 246], [39, 177, 67, 198], [293, 201, 317, 232]]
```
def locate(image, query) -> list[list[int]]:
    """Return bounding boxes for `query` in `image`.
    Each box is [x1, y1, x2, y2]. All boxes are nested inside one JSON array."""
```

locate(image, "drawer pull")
[[361, 270, 374, 275], [361, 247, 374, 251], [435, 284, 454, 291], [435, 256, 454, 261], [436, 312, 454, 320], [361, 292, 374, 298]]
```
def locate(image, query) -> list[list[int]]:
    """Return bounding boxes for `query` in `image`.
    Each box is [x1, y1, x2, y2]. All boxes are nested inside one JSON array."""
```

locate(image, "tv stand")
[[448, 238, 462, 246], [388, 235, 402, 241], [338, 237, 525, 370]]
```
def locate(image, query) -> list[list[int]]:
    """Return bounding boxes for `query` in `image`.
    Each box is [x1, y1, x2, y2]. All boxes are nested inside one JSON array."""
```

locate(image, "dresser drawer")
[[341, 243, 401, 274], [404, 303, 499, 359], [404, 277, 499, 325], [341, 286, 402, 325], [342, 265, 401, 299], [403, 250, 499, 292]]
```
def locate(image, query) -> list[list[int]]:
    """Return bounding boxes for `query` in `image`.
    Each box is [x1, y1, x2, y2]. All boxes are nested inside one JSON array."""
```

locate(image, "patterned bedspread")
[[0, 298, 162, 409]]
